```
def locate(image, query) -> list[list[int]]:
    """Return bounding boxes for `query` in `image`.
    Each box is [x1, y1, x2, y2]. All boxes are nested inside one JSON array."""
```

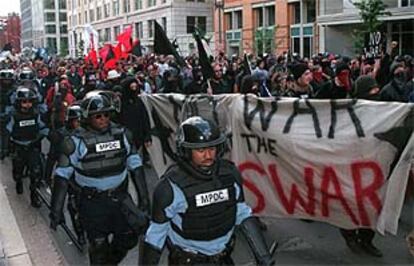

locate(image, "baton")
[[35, 188, 84, 252]]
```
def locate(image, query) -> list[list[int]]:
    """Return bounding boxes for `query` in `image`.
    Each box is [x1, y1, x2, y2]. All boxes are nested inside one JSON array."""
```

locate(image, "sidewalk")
[[0, 180, 33, 266]]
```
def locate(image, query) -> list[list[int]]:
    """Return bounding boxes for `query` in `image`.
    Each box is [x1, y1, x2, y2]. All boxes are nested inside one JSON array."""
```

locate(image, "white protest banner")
[[141, 94, 414, 235]]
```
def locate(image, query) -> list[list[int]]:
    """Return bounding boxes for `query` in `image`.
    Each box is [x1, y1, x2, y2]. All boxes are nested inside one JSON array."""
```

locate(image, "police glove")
[[130, 166, 150, 214], [239, 217, 275, 266], [139, 239, 162, 266], [49, 176, 68, 231]]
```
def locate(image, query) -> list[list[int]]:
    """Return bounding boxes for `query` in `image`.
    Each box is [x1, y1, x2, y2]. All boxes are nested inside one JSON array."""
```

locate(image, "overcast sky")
[[0, 0, 20, 16]]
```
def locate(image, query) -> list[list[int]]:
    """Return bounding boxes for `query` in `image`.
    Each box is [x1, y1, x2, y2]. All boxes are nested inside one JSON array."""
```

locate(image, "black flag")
[[154, 21, 185, 67], [193, 28, 214, 80], [131, 39, 142, 57], [243, 53, 252, 75]]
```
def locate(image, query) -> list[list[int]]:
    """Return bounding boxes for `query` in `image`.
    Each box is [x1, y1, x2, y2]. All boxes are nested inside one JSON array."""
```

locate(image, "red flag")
[[115, 42, 128, 59], [87, 48, 98, 69], [99, 44, 118, 70], [116, 25, 133, 52], [98, 44, 111, 61]]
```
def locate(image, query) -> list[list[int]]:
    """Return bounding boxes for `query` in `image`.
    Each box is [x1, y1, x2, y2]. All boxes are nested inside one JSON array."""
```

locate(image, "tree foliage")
[[353, 0, 391, 53]]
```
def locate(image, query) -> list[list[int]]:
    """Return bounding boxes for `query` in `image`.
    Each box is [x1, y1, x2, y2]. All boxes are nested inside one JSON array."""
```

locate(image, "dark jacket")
[[120, 82, 151, 149]]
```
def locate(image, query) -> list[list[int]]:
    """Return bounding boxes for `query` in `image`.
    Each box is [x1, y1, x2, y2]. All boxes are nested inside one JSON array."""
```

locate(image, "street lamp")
[[215, 0, 224, 46]]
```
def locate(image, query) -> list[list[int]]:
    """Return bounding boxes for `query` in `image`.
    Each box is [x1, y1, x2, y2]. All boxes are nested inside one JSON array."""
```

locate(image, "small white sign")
[[95, 140, 121, 152], [195, 188, 229, 207], [19, 119, 36, 127]]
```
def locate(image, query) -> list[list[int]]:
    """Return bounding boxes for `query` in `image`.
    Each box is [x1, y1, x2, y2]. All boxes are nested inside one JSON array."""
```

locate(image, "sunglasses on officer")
[[20, 99, 33, 104], [91, 112, 110, 120]]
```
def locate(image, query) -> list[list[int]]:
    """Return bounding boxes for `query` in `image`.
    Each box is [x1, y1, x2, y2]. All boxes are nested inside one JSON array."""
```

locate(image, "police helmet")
[[176, 116, 227, 159], [84, 90, 121, 113], [81, 93, 114, 119], [65, 102, 82, 122], [19, 67, 35, 81], [15, 87, 38, 107], [0, 69, 15, 80]]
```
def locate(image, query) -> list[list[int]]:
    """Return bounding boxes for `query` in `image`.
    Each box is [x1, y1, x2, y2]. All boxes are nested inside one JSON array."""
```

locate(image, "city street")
[[1, 152, 413, 265]]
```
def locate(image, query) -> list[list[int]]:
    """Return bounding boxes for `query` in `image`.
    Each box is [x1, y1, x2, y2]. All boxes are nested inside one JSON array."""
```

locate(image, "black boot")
[[15, 180, 23, 194], [340, 229, 363, 254], [30, 191, 41, 208], [360, 241, 383, 257]]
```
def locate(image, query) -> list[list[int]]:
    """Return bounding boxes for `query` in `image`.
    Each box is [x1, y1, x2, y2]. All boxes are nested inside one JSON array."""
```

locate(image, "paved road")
[[1, 154, 414, 265]]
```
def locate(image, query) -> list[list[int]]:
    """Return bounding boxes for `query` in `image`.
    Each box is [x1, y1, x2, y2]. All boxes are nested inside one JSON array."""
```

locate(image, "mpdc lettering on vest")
[[195, 189, 229, 207], [96, 140, 121, 152], [19, 119, 36, 127]]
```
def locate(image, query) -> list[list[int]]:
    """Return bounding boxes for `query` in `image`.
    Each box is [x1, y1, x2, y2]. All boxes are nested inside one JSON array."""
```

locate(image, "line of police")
[[0, 68, 274, 265]]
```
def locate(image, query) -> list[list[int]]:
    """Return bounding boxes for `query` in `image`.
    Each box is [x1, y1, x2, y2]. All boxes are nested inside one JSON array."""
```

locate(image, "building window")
[[123, 0, 131, 12], [114, 26, 121, 38], [69, 16, 72, 27], [254, 8, 263, 28], [135, 22, 143, 38], [148, 20, 154, 38], [135, 0, 142, 10], [235, 10, 242, 29], [59, 12, 67, 22], [186, 16, 206, 34], [162, 17, 167, 34], [90, 9, 94, 22], [84, 11, 88, 23], [60, 25, 68, 34], [148, 0, 156, 8], [44, 0, 55, 9], [97, 6, 102, 20], [401, 0, 412, 7], [292, 2, 300, 24], [78, 12, 82, 24], [104, 28, 111, 41], [59, 0, 67, 9], [226, 11, 243, 31], [113, 0, 120, 16], [45, 13, 56, 22], [305, 0, 316, 23], [46, 25, 56, 34], [47, 37, 57, 53], [98, 29, 102, 41], [266, 6, 275, 26], [104, 3, 110, 18]]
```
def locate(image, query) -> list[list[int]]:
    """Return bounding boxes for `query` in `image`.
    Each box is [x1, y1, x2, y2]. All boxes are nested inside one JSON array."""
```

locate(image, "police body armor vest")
[[75, 125, 128, 178], [167, 160, 238, 241], [11, 111, 39, 142]]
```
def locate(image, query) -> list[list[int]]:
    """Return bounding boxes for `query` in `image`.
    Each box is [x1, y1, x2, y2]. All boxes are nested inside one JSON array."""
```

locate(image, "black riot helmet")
[[65, 102, 82, 122], [18, 67, 35, 81], [84, 90, 121, 113], [176, 116, 227, 160], [0, 69, 15, 80], [80, 93, 114, 119], [14, 86, 38, 111]]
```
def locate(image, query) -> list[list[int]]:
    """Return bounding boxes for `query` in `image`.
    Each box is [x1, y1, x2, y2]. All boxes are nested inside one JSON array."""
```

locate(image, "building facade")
[[0, 13, 22, 53], [67, 0, 214, 57], [20, 0, 69, 55], [318, 0, 414, 56], [214, 0, 318, 58]]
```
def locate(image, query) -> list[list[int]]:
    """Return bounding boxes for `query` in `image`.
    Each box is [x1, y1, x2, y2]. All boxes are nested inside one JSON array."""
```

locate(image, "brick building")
[[0, 13, 21, 53], [214, 0, 318, 57]]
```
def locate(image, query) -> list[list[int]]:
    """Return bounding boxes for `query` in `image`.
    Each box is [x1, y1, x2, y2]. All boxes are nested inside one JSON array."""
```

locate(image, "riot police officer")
[[49, 93, 149, 265], [6, 87, 49, 207], [140, 116, 274, 265]]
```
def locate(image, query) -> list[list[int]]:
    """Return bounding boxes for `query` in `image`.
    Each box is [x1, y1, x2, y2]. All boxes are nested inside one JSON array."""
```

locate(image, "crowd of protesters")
[[0, 45, 413, 259]]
